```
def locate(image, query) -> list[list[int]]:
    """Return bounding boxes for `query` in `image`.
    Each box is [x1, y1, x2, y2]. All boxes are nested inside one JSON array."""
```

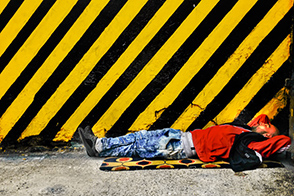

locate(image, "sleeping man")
[[78, 114, 291, 171]]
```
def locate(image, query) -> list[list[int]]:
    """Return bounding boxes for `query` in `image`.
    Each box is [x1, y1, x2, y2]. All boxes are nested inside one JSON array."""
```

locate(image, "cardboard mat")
[[100, 157, 283, 171]]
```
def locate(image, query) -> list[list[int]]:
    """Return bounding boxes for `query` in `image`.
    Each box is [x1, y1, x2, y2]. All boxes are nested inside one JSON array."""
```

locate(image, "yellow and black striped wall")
[[0, 0, 293, 147]]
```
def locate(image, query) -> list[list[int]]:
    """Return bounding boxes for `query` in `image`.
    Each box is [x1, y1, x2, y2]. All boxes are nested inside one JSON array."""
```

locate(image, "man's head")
[[252, 123, 279, 138]]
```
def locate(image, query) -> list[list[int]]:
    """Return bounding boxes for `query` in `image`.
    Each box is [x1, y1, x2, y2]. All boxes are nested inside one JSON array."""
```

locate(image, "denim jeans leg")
[[99, 129, 186, 159], [135, 128, 186, 159], [99, 132, 137, 157]]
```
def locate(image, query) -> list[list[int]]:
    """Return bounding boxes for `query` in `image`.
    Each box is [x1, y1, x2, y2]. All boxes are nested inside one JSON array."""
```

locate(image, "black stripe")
[[234, 61, 292, 134], [187, 9, 293, 130], [81, 0, 201, 137], [106, 0, 238, 136], [0, 0, 56, 74], [39, 0, 166, 140], [271, 104, 290, 136], [150, 0, 280, 130], [0, 0, 24, 33], [0, 0, 91, 118], [0, 0, 127, 146]]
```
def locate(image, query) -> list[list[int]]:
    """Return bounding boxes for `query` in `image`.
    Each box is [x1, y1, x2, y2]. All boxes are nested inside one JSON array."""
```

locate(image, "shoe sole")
[[78, 128, 96, 157]]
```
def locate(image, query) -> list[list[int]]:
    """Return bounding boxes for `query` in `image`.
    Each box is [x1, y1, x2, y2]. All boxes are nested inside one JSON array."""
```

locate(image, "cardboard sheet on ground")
[[100, 157, 283, 171]]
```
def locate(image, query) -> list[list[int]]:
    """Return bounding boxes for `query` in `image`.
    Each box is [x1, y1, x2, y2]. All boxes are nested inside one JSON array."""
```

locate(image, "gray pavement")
[[0, 147, 294, 196]]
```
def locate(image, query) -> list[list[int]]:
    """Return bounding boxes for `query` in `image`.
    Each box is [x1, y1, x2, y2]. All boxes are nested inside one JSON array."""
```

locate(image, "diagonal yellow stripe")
[[172, 0, 293, 131], [130, 0, 258, 131], [0, 0, 77, 100], [54, 0, 184, 141], [249, 87, 289, 123], [0, 0, 109, 142], [18, 0, 148, 140], [204, 35, 291, 128], [0, 0, 10, 15], [0, 0, 42, 57], [92, 0, 221, 136]]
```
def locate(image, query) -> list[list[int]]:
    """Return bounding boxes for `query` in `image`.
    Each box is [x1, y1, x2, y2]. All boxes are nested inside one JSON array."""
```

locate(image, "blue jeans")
[[99, 128, 186, 159]]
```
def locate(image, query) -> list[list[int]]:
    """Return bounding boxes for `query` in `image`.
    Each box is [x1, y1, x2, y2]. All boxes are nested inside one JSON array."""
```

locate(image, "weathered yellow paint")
[[0, 0, 77, 100], [54, 0, 184, 141], [249, 87, 289, 123], [0, 0, 78, 141], [0, 0, 10, 15], [0, 0, 108, 142], [129, 0, 258, 131], [15, 0, 110, 140], [18, 0, 148, 140], [0, 0, 42, 59], [171, 0, 292, 131], [0, 0, 292, 145], [204, 35, 291, 128], [93, 0, 221, 135]]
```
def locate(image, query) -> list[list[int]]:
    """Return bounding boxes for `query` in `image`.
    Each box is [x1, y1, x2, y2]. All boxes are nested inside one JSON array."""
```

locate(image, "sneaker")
[[78, 127, 99, 157]]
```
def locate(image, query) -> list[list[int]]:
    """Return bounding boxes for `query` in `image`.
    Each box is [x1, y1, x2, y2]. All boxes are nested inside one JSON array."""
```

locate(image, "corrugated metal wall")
[[0, 0, 293, 147]]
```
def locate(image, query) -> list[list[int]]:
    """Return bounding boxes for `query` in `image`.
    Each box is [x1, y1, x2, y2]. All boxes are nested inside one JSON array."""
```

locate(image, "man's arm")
[[247, 135, 291, 158], [248, 114, 271, 127]]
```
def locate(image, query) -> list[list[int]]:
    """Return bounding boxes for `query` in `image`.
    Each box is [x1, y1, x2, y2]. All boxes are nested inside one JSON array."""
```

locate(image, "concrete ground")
[[0, 146, 294, 196]]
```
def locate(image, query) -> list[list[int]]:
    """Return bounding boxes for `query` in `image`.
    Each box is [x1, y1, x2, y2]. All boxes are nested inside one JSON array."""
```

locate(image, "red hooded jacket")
[[190, 114, 291, 162]]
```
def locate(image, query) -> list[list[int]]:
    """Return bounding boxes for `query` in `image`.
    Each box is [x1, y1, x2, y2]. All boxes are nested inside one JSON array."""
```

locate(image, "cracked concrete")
[[0, 146, 294, 196]]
